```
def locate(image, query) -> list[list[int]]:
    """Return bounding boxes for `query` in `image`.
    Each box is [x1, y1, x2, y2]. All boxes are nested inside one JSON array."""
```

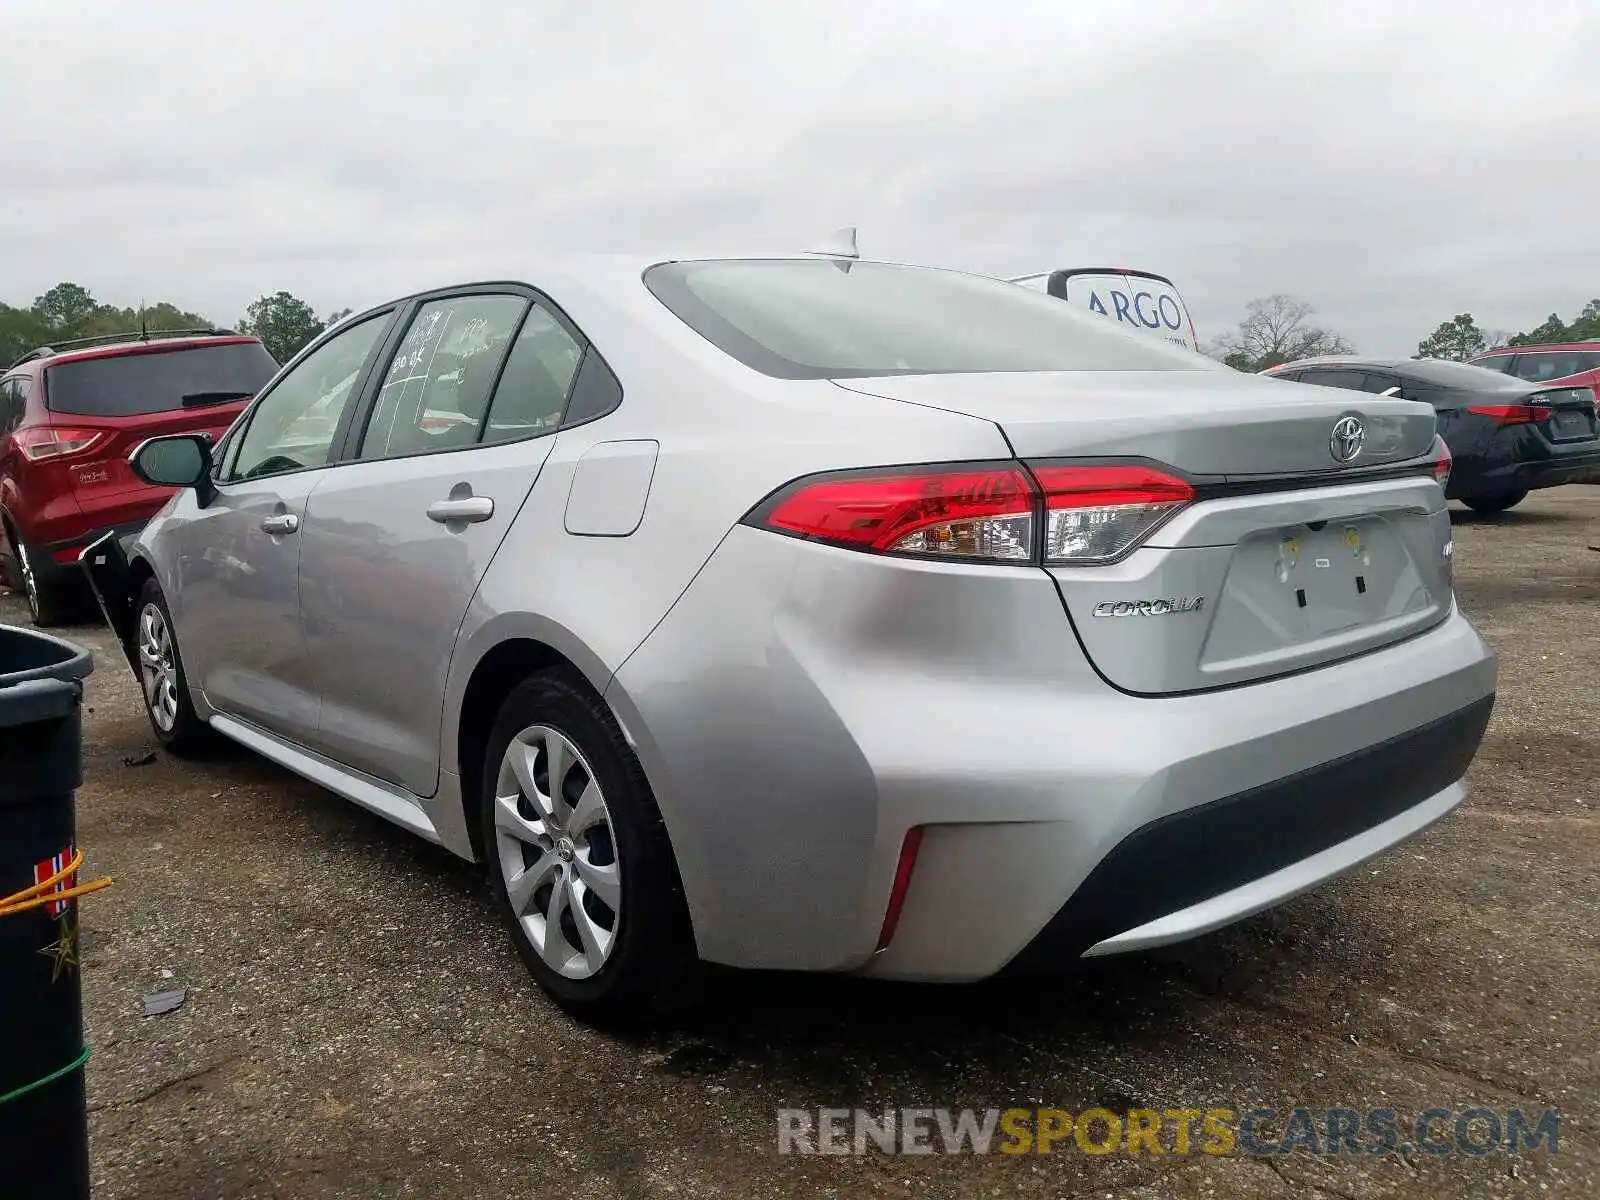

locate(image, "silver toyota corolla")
[[83, 250, 1497, 1022]]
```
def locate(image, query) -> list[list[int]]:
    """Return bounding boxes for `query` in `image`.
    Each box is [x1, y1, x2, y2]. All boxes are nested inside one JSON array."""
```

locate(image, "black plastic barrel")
[[1, 624, 94, 1200]]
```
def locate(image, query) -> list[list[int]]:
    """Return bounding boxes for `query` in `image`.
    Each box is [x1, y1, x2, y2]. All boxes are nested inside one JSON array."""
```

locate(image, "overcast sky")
[[2, 0, 1596, 356]]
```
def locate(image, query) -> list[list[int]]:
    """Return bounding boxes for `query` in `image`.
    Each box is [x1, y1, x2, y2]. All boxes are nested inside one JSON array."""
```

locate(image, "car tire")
[[480, 668, 699, 1026], [1463, 490, 1529, 516], [4, 525, 69, 627], [134, 577, 213, 757]]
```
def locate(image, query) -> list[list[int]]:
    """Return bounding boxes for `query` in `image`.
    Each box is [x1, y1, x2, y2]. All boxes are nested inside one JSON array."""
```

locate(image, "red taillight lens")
[[748, 461, 1194, 566], [755, 464, 1037, 562], [1028, 463, 1194, 564], [1431, 437, 1452, 489], [15, 426, 104, 461], [1466, 403, 1552, 425]]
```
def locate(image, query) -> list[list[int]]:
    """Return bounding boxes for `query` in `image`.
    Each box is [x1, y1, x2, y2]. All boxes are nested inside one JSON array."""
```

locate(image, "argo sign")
[[1008, 268, 1199, 353]]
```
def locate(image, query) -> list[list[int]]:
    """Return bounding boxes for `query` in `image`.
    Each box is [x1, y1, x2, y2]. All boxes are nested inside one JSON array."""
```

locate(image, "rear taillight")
[[755, 464, 1037, 562], [15, 426, 104, 461], [1466, 403, 1553, 425], [1431, 437, 1452, 489], [1029, 463, 1194, 565], [747, 460, 1193, 566]]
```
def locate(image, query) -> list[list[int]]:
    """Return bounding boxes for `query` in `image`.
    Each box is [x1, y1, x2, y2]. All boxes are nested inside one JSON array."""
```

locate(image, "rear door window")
[[1508, 351, 1598, 382], [43, 341, 281, 417]]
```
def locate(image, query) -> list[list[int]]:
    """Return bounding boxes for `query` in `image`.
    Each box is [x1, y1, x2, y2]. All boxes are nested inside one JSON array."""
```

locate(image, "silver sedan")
[[87, 250, 1496, 1023]]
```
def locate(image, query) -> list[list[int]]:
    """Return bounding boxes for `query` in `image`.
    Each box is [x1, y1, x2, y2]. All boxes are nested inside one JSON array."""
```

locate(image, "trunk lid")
[[832, 370, 1436, 475], [834, 370, 1452, 694]]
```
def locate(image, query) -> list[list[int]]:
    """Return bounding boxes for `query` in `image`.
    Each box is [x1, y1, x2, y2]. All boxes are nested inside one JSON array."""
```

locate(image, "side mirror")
[[129, 435, 215, 505]]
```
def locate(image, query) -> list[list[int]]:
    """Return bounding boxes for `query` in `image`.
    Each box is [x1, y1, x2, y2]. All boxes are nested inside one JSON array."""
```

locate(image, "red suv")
[[0, 330, 279, 624], [1468, 341, 1600, 391]]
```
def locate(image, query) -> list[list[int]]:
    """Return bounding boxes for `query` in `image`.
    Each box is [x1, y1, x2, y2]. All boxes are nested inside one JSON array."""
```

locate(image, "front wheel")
[[480, 669, 698, 1026], [1463, 490, 1528, 516], [134, 578, 213, 756]]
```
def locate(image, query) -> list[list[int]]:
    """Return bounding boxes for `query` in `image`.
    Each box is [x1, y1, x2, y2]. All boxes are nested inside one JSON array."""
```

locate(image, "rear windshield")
[[643, 259, 1215, 379], [44, 341, 280, 417]]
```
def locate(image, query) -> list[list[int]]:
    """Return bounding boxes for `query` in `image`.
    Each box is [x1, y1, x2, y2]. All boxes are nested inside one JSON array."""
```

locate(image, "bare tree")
[[1208, 294, 1355, 372]]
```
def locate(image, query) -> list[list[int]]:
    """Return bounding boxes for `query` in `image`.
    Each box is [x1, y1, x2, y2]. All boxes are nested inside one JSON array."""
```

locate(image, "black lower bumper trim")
[[1001, 693, 1495, 973]]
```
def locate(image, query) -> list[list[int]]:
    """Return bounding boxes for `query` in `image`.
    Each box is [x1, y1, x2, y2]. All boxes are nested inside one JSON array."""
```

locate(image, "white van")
[[1009, 268, 1199, 353]]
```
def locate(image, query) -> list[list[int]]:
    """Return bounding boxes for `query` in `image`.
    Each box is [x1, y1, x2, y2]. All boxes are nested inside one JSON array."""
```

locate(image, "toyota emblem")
[[1329, 415, 1365, 464]]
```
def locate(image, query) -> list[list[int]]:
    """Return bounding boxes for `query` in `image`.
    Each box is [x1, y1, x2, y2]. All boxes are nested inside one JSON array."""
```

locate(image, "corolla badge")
[[1092, 596, 1206, 618], [1329, 415, 1365, 464]]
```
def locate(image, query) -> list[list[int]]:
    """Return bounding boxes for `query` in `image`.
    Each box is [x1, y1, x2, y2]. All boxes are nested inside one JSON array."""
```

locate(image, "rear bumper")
[[1001, 694, 1491, 970], [1460, 445, 1600, 496]]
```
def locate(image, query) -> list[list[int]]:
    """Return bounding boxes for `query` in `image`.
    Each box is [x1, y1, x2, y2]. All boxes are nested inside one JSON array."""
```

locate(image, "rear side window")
[[644, 259, 1214, 380], [1472, 355, 1515, 374], [1298, 369, 1369, 391], [43, 341, 280, 417], [1508, 351, 1600, 382]]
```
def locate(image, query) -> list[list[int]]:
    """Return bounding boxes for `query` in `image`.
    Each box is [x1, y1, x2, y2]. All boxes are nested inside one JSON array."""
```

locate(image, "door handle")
[[427, 496, 495, 524], [260, 513, 300, 536]]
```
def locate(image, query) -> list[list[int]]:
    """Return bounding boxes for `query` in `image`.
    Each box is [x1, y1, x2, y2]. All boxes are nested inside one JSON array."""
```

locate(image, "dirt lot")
[[4, 489, 1598, 1199]]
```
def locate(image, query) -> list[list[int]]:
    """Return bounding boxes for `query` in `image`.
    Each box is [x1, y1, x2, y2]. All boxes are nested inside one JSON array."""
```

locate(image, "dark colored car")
[[1467, 341, 1600, 393], [0, 330, 279, 624], [1262, 356, 1600, 515]]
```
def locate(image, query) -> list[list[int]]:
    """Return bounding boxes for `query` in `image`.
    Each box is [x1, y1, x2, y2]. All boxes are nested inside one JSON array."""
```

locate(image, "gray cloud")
[[1, 0, 1595, 354]]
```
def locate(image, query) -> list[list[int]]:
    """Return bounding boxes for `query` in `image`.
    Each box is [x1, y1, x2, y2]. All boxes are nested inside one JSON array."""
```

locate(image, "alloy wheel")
[[493, 725, 622, 980], [15, 539, 40, 621], [137, 602, 180, 733]]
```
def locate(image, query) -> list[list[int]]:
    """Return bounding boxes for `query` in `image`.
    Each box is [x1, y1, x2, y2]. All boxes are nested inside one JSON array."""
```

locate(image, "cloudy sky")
[[2, 0, 1596, 356]]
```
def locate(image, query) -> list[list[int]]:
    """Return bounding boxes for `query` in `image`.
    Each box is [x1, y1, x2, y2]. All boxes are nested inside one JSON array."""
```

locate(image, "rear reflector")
[[15, 426, 105, 462], [875, 827, 924, 952], [1466, 403, 1553, 425]]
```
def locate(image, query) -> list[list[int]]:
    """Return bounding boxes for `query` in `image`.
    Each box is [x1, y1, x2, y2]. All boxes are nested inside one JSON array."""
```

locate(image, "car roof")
[[1474, 341, 1600, 355], [1276, 355, 1538, 388], [12, 331, 261, 372]]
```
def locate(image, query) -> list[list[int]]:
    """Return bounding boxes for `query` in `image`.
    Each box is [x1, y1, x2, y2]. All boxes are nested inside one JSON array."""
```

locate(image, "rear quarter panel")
[[440, 262, 1009, 770]]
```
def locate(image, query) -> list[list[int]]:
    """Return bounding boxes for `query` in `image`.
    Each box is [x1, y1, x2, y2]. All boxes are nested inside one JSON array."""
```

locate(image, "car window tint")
[[359, 295, 527, 460], [644, 259, 1215, 379], [0, 380, 15, 433], [1361, 373, 1400, 393], [1299, 369, 1368, 391], [41, 341, 280, 417], [480, 306, 583, 445], [1510, 352, 1592, 382], [229, 314, 389, 482], [561, 349, 624, 426]]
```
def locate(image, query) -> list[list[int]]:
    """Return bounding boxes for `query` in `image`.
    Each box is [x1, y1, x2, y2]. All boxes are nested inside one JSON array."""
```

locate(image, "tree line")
[[1211, 294, 1600, 372], [0, 282, 351, 369]]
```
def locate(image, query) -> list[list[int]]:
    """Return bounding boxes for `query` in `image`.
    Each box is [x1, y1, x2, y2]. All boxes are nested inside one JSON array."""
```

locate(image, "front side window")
[[227, 314, 389, 482], [357, 294, 528, 461], [643, 259, 1215, 380]]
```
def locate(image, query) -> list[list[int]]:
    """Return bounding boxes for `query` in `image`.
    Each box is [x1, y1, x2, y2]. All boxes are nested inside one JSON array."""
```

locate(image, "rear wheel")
[[480, 669, 698, 1026], [1463, 490, 1528, 516], [3, 525, 69, 627], [135, 578, 212, 756]]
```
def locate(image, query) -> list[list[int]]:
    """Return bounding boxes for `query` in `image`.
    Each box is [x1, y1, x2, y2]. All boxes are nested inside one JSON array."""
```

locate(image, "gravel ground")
[[3, 488, 1597, 1199]]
